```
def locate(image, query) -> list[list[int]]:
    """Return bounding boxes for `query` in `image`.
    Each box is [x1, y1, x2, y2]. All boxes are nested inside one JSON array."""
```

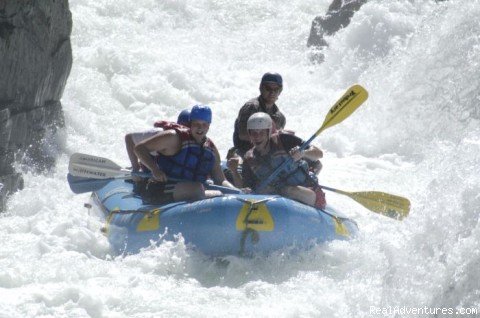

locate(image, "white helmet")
[[247, 112, 273, 133]]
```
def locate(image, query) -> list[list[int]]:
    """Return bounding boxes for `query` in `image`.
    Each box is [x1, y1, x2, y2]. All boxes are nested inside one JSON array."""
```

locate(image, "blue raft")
[[92, 179, 358, 256]]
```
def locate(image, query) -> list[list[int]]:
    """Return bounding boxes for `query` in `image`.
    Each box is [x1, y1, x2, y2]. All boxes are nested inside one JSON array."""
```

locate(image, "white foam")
[[2, 1, 479, 316]]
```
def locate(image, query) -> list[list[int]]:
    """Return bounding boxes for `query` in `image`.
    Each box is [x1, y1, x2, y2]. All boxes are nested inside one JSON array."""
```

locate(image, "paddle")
[[68, 153, 242, 194], [68, 153, 145, 179], [256, 84, 369, 192], [68, 154, 410, 219], [319, 185, 410, 220], [67, 173, 117, 194]]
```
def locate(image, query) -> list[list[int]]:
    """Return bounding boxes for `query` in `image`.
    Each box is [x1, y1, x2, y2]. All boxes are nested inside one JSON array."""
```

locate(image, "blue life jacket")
[[244, 133, 309, 189], [154, 126, 216, 183]]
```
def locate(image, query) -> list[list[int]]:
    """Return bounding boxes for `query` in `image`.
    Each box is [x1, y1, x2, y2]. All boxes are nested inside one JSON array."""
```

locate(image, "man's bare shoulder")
[[143, 129, 180, 146]]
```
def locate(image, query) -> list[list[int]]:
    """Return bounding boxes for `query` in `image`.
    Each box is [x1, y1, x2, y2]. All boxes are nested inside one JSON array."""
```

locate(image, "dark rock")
[[307, 0, 368, 63], [0, 0, 72, 211], [0, 173, 23, 210], [307, 0, 447, 63], [0, 183, 4, 211]]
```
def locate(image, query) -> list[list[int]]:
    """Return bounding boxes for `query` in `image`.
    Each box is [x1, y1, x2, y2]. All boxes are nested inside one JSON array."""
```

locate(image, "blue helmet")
[[260, 72, 283, 86], [177, 109, 190, 126], [190, 104, 212, 124]]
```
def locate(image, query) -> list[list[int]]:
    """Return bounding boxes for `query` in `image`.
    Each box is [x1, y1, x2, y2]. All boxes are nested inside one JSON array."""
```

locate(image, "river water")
[[1, 0, 479, 317]]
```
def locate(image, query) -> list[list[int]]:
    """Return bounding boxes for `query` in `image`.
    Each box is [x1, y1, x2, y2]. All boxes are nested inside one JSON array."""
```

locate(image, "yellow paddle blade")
[[347, 191, 411, 220], [317, 84, 369, 136]]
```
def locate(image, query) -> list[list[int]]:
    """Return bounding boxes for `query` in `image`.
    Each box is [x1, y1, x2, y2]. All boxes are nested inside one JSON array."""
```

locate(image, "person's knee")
[[280, 186, 316, 207], [190, 183, 206, 199], [280, 186, 301, 199], [174, 182, 205, 201], [301, 187, 316, 206], [278, 186, 290, 197]]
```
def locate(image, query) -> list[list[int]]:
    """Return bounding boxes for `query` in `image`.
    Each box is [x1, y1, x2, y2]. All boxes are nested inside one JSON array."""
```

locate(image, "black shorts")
[[133, 179, 176, 204]]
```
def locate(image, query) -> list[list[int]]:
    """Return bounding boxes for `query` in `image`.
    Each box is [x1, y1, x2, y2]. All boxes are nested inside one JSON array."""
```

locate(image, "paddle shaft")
[[68, 171, 242, 195], [256, 85, 368, 192]]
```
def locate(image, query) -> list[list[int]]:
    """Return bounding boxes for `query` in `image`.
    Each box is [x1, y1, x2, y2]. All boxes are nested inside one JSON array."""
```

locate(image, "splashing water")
[[1, 1, 479, 317]]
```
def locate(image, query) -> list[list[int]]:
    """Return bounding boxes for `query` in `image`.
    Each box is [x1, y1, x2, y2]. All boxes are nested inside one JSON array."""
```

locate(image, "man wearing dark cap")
[[232, 72, 286, 157]]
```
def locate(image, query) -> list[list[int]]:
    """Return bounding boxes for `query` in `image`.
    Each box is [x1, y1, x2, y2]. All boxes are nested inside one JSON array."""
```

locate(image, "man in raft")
[[125, 108, 191, 174], [228, 72, 322, 181], [134, 104, 237, 203], [233, 72, 287, 157], [236, 112, 327, 209]]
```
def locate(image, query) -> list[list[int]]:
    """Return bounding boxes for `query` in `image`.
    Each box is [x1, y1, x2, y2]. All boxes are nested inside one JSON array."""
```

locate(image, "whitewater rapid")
[[1, 0, 479, 317]]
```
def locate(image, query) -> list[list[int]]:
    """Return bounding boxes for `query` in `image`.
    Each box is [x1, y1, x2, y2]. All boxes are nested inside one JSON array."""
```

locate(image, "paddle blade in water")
[[348, 191, 410, 220], [67, 173, 112, 194]]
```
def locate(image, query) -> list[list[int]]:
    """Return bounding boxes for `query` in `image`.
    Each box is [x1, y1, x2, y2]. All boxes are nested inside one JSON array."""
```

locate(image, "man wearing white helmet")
[[240, 112, 326, 209]]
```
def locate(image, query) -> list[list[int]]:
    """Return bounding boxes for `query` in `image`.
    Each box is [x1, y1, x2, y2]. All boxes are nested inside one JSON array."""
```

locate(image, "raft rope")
[[93, 190, 184, 235], [317, 208, 352, 224]]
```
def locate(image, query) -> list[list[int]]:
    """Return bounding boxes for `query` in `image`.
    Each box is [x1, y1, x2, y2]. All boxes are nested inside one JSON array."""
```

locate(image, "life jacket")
[[154, 126, 217, 183], [132, 121, 188, 174], [244, 133, 310, 188]]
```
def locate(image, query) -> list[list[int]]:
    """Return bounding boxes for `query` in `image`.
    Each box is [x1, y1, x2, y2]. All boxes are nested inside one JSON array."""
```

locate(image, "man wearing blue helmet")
[[233, 72, 287, 157], [176, 109, 191, 126], [135, 104, 236, 203]]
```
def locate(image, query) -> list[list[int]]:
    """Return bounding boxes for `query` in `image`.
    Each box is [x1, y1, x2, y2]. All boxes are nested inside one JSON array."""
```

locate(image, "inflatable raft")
[[91, 179, 358, 256]]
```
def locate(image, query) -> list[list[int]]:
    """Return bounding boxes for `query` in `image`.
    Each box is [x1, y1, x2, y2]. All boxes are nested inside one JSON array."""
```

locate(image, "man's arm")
[[125, 129, 162, 171], [125, 133, 141, 172], [134, 131, 180, 182], [302, 144, 323, 161], [237, 103, 256, 141], [271, 111, 286, 130], [241, 159, 257, 190], [210, 147, 236, 188], [226, 157, 243, 188], [280, 133, 323, 161]]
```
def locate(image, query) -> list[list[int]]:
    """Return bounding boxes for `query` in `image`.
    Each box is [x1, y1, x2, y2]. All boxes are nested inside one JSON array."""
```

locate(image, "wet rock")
[[0, 0, 72, 210], [307, 0, 368, 63], [307, 0, 447, 63]]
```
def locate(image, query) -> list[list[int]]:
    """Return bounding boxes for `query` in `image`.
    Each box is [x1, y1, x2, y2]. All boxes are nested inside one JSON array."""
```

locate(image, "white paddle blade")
[[70, 153, 123, 170], [69, 153, 130, 179]]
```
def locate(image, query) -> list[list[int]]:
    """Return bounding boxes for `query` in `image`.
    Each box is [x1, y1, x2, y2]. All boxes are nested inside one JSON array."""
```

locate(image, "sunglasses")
[[262, 84, 281, 94]]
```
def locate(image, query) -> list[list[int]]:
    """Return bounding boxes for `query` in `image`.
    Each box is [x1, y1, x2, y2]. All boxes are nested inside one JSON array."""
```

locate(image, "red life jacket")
[[153, 120, 187, 131]]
